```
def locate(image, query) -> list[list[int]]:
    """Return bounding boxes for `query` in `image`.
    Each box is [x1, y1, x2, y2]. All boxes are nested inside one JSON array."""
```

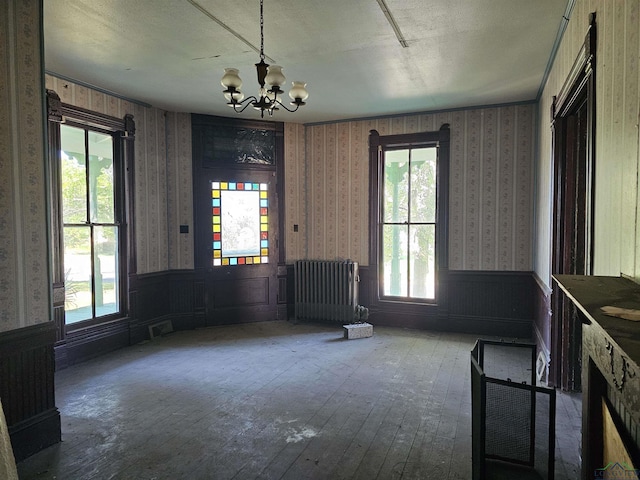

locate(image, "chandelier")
[[220, 0, 309, 118]]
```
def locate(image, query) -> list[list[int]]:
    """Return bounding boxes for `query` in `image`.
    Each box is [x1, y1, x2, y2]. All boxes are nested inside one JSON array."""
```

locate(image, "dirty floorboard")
[[17, 321, 581, 479]]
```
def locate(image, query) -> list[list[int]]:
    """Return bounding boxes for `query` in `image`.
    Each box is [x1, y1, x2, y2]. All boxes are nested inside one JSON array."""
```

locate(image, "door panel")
[[201, 170, 278, 325], [192, 115, 283, 326]]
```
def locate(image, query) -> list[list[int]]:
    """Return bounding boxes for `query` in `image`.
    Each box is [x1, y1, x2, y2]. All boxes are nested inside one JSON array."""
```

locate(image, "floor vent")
[[148, 320, 174, 339]]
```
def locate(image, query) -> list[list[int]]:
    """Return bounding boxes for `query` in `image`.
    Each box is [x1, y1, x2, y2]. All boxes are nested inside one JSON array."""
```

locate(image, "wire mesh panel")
[[481, 342, 536, 385], [485, 379, 534, 465], [471, 339, 556, 480]]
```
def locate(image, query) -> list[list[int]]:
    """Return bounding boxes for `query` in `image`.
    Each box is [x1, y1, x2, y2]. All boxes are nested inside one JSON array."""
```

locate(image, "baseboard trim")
[[58, 319, 130, 367], [446, 314, 532, 338], [8, 407, 60, 463]]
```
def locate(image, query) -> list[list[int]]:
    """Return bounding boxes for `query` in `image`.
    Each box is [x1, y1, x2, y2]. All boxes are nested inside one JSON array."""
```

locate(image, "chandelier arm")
[[271, 98, 301, 113], [229, 96, 260, 113]]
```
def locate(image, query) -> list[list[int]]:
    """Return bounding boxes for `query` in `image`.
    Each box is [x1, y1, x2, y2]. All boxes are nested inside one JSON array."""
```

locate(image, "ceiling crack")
[[187, 0, 276, 63]]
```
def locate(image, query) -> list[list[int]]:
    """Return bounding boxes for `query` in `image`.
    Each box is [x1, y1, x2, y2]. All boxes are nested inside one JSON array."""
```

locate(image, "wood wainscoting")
[[56, 271, 200, 366], [56, 267, 280, 367], [56, 268, 535, 369], [446, 270, 534, 338], [292, 267, 534, 338], [0, 322, 60, 462]]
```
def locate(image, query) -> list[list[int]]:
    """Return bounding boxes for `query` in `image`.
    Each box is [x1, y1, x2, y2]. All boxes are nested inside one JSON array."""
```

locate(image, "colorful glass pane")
[[211, 180, 269, 267]]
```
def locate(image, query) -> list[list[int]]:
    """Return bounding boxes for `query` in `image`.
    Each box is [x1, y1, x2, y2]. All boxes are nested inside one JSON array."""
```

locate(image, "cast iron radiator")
[[294, 260, 359, 323]]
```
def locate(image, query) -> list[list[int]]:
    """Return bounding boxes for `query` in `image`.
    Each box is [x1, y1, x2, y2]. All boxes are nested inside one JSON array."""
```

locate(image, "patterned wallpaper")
[[0, 0, 50, 333], [285, 105, 536, 270], [44, 76, 194, 274], [536, 0, 640, 286], [283, 123, 307, 261], [166, 112, 194, 270]]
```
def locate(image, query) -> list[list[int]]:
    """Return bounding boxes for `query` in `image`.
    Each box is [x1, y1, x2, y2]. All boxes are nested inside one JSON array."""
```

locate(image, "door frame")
[[550, 13, 596, 390], [191, 114, 285, 325]]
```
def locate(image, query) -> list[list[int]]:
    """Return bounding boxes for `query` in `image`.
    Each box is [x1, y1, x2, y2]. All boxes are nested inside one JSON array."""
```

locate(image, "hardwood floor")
[[17, 321, 580, 479]]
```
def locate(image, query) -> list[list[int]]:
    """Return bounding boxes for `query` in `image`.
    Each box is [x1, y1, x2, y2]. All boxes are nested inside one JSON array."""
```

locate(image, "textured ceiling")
[[44, 0, 569, 124]]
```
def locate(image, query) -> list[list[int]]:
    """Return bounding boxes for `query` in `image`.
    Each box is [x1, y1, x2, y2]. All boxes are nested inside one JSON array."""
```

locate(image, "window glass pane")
[[88, 132, 115, 223], [410, 147, 437, 223], [382, 224, 408, 296], [409, 224, 435, 299], [221, 190, 260, 256], [61, 125, 87, 224], [64, 226, 92, 323], [94, 226, 118, 317], [383, 150, 409, 223]]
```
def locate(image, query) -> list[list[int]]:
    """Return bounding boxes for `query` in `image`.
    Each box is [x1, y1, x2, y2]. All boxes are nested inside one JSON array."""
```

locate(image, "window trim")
[[47, 90, 135, 333], [368, 125, 450, 316]]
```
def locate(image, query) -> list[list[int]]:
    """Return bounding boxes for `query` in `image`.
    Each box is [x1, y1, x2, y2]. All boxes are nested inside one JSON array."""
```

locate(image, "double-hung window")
[[381, 146, 437, 299], [369, 126, 449, 307], [47, 90, 134, 331], [60, 123, 121, 323]]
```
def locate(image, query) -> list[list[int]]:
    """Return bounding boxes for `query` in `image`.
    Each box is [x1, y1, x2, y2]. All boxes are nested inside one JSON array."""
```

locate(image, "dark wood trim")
[[124, 114, 137, 275], [9, 408, 61, 462], [275, 127, 286, 265], [368, 124, 451, 322], [554, 13, 596, 120], [436, 124, 451, 319], [46, 89, 136, 367], [550, 12, 597, 390], [46, 90, 65, 346], [191, 114, 283, 326], [368, 130, 382, 309], [60, 102, 127, 132], [61, 318, 130, 366], [0, 322, 60, 462]]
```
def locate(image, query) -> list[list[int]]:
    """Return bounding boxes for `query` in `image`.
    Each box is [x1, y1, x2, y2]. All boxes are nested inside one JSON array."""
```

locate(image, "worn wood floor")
[[17, 321, 581, 479]]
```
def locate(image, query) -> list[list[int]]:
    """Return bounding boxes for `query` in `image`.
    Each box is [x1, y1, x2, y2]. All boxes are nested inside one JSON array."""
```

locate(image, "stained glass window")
[[211, 181, 269, 266]]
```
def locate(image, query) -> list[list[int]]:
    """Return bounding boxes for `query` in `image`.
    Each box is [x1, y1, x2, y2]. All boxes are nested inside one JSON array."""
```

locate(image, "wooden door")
[[192, 115, 284, 326]]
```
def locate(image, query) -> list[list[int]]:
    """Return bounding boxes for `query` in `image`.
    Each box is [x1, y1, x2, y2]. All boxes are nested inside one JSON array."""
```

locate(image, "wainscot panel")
[[287, 267, 534, 338], [63, 319, 130, 367], [169, 270, 206, 331], [129, 272, 173, 345], [0, 322, 60, 462], [447, 271, 534, 338]]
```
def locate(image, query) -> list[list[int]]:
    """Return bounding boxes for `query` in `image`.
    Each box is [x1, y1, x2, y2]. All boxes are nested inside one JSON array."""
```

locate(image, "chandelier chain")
[[259, 0, 265, 62], [220, 0, 308, 117]]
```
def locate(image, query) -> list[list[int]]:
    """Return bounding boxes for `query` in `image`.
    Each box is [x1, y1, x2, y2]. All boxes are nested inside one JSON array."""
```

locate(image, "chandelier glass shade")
[[220, 0, 309, 118]]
